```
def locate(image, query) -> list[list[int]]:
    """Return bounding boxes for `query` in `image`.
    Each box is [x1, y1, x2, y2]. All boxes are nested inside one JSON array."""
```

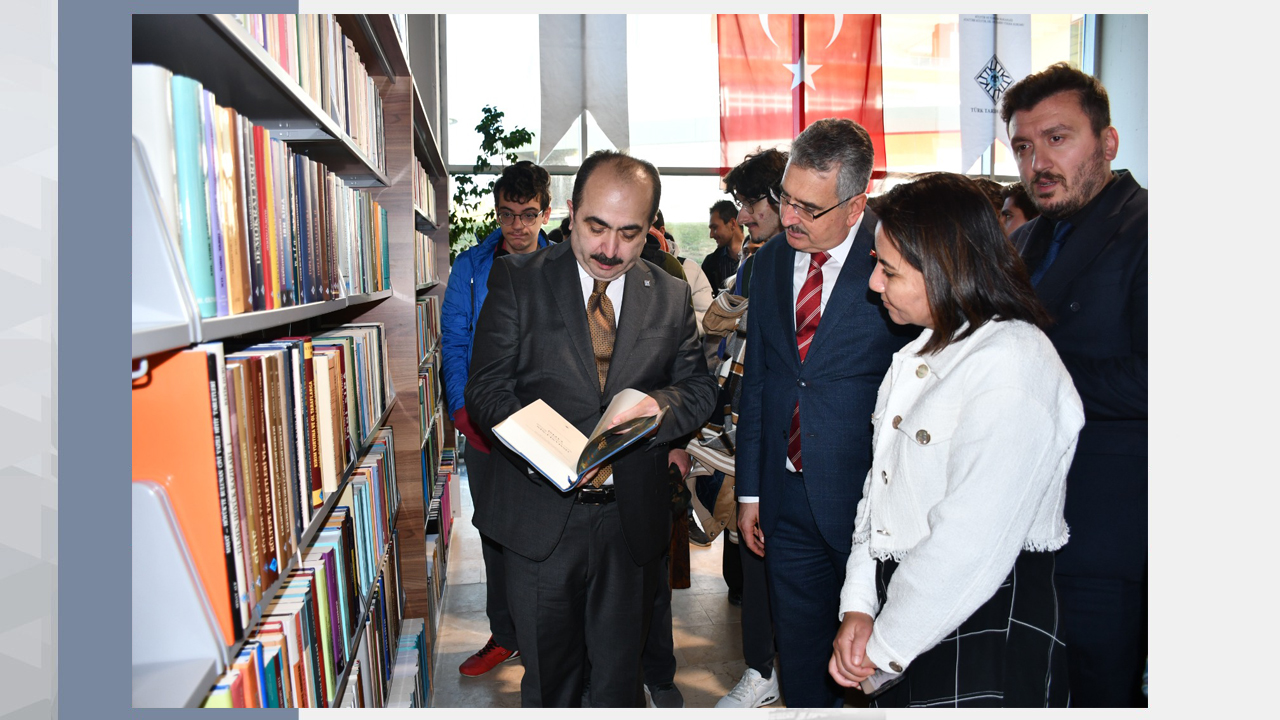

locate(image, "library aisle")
[[431, 456, 783, 708]]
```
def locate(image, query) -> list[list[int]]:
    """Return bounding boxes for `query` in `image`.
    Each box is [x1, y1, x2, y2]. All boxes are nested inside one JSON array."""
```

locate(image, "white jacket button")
[[916, 364, 929, 378], [881, 470, 888, 484], [892, 415, 902, 429], [916, 429, 931, 444], [889, 661, 903, 673]]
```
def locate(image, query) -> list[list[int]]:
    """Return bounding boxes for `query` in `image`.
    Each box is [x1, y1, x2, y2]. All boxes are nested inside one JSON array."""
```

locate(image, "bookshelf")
[[131, 12, 449, 708]]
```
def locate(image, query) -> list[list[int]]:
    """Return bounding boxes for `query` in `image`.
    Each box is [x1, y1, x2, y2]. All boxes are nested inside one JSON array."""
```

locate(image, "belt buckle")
[[577, 486, 614, 505]]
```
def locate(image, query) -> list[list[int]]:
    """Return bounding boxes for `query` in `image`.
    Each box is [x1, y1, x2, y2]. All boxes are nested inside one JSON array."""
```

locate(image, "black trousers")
[[641, 551, 676, 688], [1056, 571, 1148, 707], [724, 532, 776, 677], [465, 443, 518, 651], [504, 499, 659, 707]]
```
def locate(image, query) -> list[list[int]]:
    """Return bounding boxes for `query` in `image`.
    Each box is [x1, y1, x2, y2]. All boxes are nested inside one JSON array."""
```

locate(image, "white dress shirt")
[[742, 213, 865, 500], [576, 260, 626, 318]]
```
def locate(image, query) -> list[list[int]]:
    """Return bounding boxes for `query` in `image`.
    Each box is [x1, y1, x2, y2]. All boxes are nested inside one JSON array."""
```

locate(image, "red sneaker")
[[458, 635, 520, 677]]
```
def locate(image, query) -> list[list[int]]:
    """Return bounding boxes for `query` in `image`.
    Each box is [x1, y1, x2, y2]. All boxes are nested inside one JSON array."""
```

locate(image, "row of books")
[[132, 64, 392, 320], [232, 14, 386, 173], [202, 501, 403, 709], [416, 227, 441, 286], [418, 355, 442, 443], [416, 296, 441, 364], [422, 449, 456, 643], [131, 324, 393, 648], [413, 159, 438, 225], [386, 619, 431, 708]]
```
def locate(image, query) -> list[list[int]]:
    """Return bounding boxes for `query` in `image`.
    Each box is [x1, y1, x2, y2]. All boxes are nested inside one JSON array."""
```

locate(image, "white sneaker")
[[716, 668, 779, 708]]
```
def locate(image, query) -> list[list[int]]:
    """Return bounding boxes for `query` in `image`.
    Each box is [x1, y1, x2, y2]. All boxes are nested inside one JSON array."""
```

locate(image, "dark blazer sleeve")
[[649, 281, 718, 444], [464, 257, 524, 437]]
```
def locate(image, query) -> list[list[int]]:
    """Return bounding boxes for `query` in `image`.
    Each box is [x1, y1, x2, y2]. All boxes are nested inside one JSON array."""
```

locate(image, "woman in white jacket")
[[828, 173, 1083, 707]]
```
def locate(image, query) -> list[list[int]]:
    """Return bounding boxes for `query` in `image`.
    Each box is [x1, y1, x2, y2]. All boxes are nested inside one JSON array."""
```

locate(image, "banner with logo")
[[717, 14, 885, 180], [958, 14, 1031, 174]]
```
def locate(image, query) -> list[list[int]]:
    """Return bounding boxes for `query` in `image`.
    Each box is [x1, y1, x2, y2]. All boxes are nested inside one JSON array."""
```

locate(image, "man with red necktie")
[[735, 118, 915, 707]]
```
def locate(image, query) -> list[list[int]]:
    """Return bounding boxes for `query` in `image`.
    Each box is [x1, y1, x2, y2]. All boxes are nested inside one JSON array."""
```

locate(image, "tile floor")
[[428, 465, 786, 709]]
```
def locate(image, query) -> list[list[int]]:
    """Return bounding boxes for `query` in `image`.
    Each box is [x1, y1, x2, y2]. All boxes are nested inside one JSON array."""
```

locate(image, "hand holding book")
[[492, 389, 666, 492]]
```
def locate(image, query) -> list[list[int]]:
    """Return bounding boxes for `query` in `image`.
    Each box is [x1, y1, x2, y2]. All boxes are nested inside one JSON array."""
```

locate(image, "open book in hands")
[[491, 388, 667, 492]]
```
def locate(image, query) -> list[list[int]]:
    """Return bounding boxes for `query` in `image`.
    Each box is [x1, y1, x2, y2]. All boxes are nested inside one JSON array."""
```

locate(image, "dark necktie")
[[587, 279, 615, 487], [1030, 220, 1073, 286], [788, 252, 829, 471]]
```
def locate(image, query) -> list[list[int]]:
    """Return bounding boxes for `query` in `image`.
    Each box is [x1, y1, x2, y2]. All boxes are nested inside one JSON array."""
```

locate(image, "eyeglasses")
[[497, 209, 544, 227], [734, 195, 766, 211], [769, 188, 858, 222]]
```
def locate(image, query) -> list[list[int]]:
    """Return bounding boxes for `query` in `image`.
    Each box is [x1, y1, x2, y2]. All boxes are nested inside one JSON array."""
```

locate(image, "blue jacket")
[[441, 227, 549, 420]]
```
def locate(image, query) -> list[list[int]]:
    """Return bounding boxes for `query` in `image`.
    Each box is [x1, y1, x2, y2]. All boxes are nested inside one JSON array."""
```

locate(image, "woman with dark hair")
[[828, 172, 1083, 707]]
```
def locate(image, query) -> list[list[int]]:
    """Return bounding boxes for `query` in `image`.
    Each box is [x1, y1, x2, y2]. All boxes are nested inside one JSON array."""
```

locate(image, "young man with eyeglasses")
[[723, 148, 788, 298], [441, 160, 552, 677], [735, 118, 915, 707]]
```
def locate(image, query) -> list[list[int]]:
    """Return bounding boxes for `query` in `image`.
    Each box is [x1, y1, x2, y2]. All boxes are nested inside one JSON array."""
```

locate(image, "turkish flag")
[[718, 14, 886, 181]]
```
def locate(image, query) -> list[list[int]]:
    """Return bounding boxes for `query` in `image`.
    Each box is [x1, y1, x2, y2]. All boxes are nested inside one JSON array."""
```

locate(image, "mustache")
[[591, 253, 623, 267], [1033, 170, 1066, 187], [785, 224, 808, 236]]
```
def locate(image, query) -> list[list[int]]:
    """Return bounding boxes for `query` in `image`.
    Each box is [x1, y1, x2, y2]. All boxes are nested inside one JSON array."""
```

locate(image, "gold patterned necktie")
[[587, 279, 616, 487]]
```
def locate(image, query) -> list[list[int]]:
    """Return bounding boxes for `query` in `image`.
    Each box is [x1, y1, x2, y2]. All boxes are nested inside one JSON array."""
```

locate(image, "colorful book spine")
[[201, 89, 229, 317], [170, 74, 217, 318]]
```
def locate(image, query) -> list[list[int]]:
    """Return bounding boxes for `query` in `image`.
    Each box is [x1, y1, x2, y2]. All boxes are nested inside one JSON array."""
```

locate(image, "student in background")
[[442, 161, 552, 678], [999, 181, 1039, 236]]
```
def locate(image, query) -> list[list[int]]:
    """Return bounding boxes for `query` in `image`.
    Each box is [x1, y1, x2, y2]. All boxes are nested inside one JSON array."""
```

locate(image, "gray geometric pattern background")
[[0, 0, 58, 718]]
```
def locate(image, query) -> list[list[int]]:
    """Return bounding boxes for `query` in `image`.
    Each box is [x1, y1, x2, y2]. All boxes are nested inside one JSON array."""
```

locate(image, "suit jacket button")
[[916, 429, 931, 444], [916, 364, 929, 378], [797, 378, 807, 387], [892, 415, 902, 429], [1069, 301, 1081, 312], [890, 661, 903, 673]]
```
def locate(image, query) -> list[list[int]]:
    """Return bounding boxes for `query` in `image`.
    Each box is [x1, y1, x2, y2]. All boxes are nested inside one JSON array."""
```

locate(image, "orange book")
[[132, 348, 237, 646]]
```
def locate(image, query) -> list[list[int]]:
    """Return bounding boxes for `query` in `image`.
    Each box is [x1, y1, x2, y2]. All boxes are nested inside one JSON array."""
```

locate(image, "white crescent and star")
[[758, 14, 847, 90]]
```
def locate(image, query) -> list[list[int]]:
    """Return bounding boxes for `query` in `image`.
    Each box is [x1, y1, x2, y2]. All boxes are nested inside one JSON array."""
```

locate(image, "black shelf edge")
[[414, 206, 438, 232], [132, 14, 389, 187]]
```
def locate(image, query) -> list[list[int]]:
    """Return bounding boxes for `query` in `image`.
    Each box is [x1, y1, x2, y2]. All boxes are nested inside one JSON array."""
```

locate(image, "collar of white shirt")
[[576, 259, 626, 318], [791, 213, 866, 308]]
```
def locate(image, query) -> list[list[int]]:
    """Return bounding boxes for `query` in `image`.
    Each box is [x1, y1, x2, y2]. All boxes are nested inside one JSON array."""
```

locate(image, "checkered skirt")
[[872, 550, 1069, 708]]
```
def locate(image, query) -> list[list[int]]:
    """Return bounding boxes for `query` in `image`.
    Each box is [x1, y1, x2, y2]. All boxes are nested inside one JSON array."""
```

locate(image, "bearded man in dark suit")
[[1004, 62, 1148, 708], [465, 150, 718, 708]]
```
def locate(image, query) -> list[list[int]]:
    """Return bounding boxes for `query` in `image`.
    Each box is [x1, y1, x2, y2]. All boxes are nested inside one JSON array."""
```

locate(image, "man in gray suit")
[[465, 150, 719, 707]]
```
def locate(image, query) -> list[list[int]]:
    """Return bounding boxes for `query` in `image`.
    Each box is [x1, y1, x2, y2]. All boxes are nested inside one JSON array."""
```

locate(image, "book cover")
[[225, 360, 260, 614], [131, 348, 236, 645], [215, 105, 252, 315], [240, 115, 264, 311], [201, 89, 229, 317], [197, 342, 246, 638], [280, 336, 324, 508], [492, 389, 665, 492], [272, 137, 296, 307], [257, 622, 295, 707], [262, 128, 281, 310], [260, 643, 283, 707], [227, 353, 280, 588], [251, 125, 274, 309], [170, 74, 217, 318], [232, 643, 264, 708]]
